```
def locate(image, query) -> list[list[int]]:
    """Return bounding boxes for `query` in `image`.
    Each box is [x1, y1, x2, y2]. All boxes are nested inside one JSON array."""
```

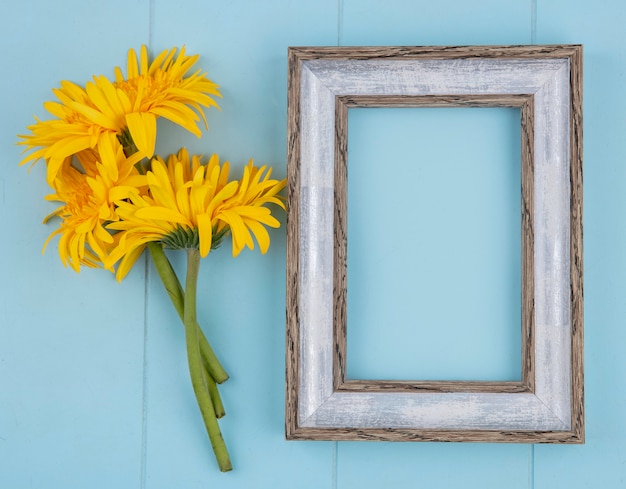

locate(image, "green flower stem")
[[148, 242, 229, 383], [198, 331, 229, 384], [203, 368, 226, 419], [185, 249, 232, 472]]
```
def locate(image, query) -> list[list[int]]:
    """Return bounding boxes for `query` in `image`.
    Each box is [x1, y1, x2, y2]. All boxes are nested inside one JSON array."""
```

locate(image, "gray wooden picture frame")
[[286, 45, 583, 443]]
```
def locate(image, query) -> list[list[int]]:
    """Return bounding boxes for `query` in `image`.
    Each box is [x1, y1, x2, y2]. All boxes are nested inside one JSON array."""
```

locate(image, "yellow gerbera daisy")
[[106, 148, 286, 281], [43, 134, 147, 271], [19, 45, 220, 186]]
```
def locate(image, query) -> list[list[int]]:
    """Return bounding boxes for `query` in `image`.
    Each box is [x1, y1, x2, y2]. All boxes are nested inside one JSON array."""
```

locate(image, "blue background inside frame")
[[346, 106, 523, 382]]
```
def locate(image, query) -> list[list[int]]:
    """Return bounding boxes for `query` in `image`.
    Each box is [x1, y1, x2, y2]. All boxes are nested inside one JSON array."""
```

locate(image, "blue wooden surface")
[[0, 0, 621, 487], [346, 107, 522, 382]]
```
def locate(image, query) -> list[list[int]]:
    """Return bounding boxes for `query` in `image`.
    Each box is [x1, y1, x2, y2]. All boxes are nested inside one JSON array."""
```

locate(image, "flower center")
[[114, 73, 172, 110]]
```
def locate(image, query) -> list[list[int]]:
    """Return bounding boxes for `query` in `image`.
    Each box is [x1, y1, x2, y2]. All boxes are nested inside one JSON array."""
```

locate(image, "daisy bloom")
[[43, 134, 147, 271], [18, 45, 220, 187], [106, 148, 286, 281]]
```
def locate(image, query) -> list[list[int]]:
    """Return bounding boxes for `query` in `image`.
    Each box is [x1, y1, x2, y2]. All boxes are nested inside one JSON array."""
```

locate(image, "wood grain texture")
[[333, 95, 348, 391], [569, 45, 585, 443], [288, 44, 582, 61], [338, 380, 531, 394], [339, 94, 530, 108], [286, 427, 584, 443], [285, 47, 302, 439], [286, 45, 584, 443], [520, 96, 536, 393]]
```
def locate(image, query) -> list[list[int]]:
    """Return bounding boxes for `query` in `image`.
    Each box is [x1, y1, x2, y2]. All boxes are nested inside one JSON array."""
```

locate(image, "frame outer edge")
[[569, 45, 585, 443], [285, 44, 584, 443], [286, 44, 582, 61], [286, 47, 302, 438]]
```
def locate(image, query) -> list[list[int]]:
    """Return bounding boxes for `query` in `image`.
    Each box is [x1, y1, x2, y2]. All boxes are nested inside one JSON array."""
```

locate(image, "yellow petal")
[[116, 243, 146, 281], [68, 101, 118, 130], [217, 209, 253, 255], [246, 218, 271, 254], [139, 45, 149, 75], [127, 47, 139, 78], [97, 134, 119, 181], [197, 213, 212, 257], [126, 112, 156, 158], [135, 206, 189, 225]]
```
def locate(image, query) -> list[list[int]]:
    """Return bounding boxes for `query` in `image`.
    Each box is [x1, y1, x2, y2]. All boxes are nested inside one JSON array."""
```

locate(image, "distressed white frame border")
[[286, 46, 583, 443]]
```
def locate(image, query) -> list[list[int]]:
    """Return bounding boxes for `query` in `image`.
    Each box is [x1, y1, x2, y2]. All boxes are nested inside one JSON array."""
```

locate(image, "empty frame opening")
[[345, 107, 522, 382]]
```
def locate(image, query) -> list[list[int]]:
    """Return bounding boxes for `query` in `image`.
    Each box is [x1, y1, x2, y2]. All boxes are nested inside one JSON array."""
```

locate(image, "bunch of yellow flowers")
[[18, 46, 286, 472]]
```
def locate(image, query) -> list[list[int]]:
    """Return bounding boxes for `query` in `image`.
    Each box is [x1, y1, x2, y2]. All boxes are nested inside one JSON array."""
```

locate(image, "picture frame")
[[286, 45, 583, 443]]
